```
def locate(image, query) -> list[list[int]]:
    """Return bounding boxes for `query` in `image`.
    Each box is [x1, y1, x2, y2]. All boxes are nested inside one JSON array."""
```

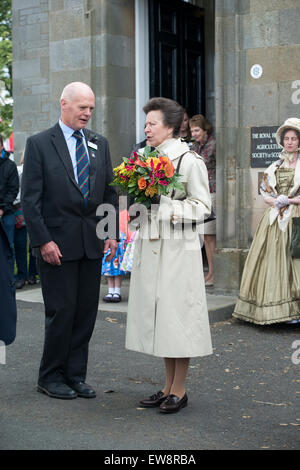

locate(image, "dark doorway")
[[149, 0, 205, 117]]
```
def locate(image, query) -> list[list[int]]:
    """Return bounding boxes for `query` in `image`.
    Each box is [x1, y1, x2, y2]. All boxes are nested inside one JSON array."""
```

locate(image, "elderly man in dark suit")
[[21, 82, 118, 399]]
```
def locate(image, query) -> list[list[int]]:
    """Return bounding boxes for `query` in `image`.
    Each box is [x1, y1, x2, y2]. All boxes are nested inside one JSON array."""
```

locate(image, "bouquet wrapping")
[[110, 146, 184, 208]]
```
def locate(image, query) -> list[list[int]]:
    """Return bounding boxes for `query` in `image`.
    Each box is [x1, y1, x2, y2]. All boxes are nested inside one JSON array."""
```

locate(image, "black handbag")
[[290, 217, 300, 258]]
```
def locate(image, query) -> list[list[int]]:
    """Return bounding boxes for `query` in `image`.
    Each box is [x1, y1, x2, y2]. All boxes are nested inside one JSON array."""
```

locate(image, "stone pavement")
[[15, 278, 237, 324], [1, 281, 299, 451]]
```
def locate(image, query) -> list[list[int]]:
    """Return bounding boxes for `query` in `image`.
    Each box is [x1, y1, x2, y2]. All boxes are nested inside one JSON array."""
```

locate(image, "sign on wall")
[[251, 126, 282, 168]]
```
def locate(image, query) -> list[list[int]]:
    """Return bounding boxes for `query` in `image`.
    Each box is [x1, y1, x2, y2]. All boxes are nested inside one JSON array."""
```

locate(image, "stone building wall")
[[12, 0, 300, 293], [214, 0, 300, 292], [12, 0, 135, 164], [12, 0, 50, 159]]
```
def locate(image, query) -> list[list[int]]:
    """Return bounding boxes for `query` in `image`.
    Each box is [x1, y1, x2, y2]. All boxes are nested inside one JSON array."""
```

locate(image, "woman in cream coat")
[[125, 98, 213, 413]]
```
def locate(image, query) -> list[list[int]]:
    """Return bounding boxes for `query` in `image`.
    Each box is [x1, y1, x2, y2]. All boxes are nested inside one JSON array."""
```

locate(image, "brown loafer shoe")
[[139, 390, 167, 408], [159, 393, 188, 413]]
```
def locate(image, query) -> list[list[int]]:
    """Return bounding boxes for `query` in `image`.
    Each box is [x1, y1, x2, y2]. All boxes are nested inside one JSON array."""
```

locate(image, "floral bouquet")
[[110, 146, 184, 208]]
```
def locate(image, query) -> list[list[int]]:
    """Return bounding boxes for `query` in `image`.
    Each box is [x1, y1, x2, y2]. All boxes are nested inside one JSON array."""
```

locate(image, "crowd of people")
[[1, 80, 299, 416], [0, 138, 38, 288]]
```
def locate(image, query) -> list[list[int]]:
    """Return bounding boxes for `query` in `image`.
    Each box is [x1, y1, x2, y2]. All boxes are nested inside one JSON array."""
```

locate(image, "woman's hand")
[[264, 196, 277, 207], [287, 197, 300, 205], [275, 195, 290, 209]]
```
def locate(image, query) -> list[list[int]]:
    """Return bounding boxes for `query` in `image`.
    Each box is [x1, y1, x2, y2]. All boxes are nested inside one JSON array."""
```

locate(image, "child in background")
[[102, 209, 131, 303], [120, 230, 139, 274]]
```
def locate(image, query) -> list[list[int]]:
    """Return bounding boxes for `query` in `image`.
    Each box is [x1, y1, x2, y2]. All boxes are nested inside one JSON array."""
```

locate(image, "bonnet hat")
[[276, 117, 300, 148]]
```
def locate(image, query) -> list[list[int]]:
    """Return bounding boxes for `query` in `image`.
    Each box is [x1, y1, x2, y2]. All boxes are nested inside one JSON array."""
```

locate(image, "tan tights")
[[162, 357, 190, 399]]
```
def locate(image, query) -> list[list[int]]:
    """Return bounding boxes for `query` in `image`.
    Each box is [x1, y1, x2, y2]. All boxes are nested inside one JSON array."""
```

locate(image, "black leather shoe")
[[68, 382, 96, 398], [27, 276, 37, 285], [139, 390, 167, 408], [37, 382, 77, 399], [111, 293, 122, 303], [15, 279, 26, 289], [103, 293, 113, 302], [159, 393, 188, 413]]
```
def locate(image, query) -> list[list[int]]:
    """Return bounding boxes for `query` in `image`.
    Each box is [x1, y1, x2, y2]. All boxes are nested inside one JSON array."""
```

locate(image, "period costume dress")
[[233, 119, 300, 325], [125, 138, 213, 357]]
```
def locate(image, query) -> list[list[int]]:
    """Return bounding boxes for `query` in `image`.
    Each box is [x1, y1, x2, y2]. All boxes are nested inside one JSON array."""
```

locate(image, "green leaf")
[[144, 145, 152, 158]]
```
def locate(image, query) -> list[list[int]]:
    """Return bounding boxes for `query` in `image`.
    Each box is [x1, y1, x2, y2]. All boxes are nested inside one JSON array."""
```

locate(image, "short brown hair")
[[143, 97, 184, 137], [0, 134, 3, 147], [189, 114, 213, 136]]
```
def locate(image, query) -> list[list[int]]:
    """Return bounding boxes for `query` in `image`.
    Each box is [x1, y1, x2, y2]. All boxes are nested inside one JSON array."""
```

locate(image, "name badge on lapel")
[[88, 141, 98, 150]]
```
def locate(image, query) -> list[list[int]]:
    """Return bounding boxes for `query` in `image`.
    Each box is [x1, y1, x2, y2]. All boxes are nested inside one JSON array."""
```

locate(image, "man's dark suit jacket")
[[21, 123, 118, 261], [0, 222, 17, 345]]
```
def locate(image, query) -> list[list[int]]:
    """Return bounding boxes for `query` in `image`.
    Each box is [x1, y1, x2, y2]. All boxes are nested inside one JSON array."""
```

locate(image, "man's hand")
[[0, 209, 3, 217], [103, 238, 118, 262], [40, 241, 62, 265]]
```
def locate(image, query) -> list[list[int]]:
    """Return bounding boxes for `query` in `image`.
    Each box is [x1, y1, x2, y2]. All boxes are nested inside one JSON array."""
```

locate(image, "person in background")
[[13, 152, 38, 289], [0, 222, 17, 346], [189, 114, 216, 287], [179, 109, 192, 146], [233, 118, 300, 325], [0, 134, 19, 266], [102, 209, 132, 303]]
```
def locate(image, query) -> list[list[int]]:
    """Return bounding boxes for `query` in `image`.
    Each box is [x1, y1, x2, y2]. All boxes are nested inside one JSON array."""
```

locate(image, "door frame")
[[135, 0, 150, 143]]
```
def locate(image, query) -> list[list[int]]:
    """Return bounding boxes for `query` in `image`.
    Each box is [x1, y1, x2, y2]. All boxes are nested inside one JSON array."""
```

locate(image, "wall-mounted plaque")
[[251, 126, 282, 168]]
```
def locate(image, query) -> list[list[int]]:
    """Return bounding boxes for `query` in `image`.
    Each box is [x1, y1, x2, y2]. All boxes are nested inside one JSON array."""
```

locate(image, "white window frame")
[[135, 0, 150, 143]]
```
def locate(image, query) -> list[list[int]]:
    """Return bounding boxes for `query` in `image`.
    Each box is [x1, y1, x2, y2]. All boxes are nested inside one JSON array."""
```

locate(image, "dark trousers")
[[14, 227, 38, 280], [1, 214, 15, 274], [28, 245, 38, 277], [37, 256, 101, 384], [14, 226, 28, 280]]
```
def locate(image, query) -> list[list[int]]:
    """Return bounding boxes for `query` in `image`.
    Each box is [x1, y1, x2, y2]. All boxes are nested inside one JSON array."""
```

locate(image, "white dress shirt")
[[59, 119, 90, 183]]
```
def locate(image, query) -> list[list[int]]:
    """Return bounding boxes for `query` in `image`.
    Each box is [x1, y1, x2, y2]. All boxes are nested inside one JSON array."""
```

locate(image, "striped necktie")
[[73, 130, 90, 206]]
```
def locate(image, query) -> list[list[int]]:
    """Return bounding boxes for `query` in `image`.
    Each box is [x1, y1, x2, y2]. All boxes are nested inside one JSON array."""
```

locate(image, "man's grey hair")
[[60, 82, 94, 101]]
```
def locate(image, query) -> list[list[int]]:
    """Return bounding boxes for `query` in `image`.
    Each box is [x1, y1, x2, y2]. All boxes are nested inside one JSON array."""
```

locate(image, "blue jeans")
[[1, 214, 15, 248], [1, 214, 15, 274]]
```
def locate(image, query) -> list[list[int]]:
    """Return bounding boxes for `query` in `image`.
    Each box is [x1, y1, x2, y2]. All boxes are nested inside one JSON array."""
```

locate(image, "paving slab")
[[16, 281, 237, 321], [0, 300, 299, 451]]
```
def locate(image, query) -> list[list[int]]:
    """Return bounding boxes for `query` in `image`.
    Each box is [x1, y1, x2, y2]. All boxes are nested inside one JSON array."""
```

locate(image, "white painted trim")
[[135, 0, 150, 143]]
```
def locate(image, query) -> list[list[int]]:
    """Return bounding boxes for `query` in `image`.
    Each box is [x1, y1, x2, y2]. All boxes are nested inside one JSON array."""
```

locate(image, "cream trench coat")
[[125, 138, 213, 358]]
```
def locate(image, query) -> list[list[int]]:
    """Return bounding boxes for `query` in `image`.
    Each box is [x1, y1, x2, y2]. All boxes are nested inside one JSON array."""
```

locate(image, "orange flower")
[[164, 162, 174, 178], [135, 158, 148, 167], [159, 156, 171, 165], [138, 177, 147, 190], [145, 186, 158, 198]]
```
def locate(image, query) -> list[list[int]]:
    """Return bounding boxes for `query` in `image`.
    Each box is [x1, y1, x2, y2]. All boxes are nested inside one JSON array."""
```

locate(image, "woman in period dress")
[[125, 97, 213, 413], [233, 118, 300, 325]]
